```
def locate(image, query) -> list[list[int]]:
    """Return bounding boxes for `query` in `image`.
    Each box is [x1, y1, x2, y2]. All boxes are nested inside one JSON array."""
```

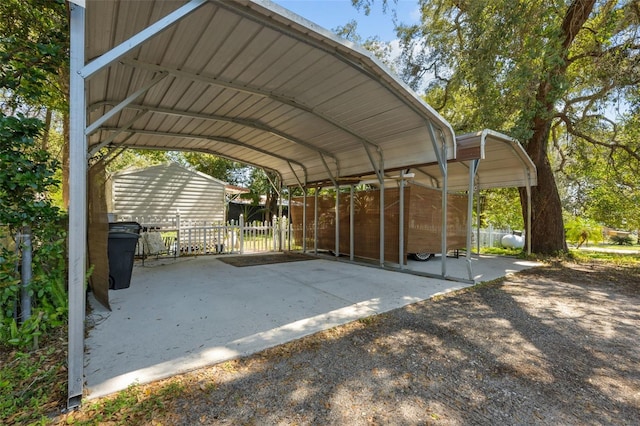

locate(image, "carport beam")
[[78, 0, 207, 79]]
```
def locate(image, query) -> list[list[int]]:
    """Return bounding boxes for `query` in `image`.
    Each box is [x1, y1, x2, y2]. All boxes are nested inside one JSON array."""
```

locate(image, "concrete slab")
[[84, 253, 540, 399]]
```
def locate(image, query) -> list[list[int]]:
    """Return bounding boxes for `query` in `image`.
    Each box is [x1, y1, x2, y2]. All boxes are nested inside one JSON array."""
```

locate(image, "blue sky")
[[273, 0, 420, 41]]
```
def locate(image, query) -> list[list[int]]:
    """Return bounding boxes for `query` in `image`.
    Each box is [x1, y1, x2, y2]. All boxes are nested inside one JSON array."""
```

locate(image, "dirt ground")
[[62, 262, 640, 425]]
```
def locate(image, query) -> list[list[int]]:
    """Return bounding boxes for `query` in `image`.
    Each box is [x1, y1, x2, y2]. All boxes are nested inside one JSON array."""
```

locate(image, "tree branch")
[[557, 112, 640, 163]]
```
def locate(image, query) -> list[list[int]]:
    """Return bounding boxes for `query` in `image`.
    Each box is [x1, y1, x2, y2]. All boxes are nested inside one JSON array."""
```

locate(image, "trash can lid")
[[108, 221, 142, 234], [108, 231, 140, 239]]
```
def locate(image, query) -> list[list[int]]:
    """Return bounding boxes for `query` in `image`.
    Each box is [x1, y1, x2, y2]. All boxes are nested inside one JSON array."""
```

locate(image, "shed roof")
[[85, 0, 457, 188]]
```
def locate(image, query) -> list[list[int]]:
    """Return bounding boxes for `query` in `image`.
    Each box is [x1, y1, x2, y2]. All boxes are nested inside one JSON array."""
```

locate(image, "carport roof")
[[84, 0, 456, 187], [409, 129, 538, 191]]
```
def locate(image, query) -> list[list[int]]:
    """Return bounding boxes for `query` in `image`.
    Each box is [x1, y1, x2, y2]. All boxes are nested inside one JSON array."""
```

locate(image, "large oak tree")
[[354, 0, 639, 253]]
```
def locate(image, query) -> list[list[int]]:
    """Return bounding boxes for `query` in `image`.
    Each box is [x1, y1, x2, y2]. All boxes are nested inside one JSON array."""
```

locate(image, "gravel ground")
[[66, 262, 640, 425]]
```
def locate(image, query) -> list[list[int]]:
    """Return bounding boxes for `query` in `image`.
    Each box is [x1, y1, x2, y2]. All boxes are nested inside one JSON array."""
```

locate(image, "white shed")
[[108, 163, 227, 224]]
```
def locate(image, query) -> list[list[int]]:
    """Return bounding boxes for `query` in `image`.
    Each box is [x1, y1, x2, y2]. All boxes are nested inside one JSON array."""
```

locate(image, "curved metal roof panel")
[[409, 130, 538, 191], [84, 0, 456, 187]]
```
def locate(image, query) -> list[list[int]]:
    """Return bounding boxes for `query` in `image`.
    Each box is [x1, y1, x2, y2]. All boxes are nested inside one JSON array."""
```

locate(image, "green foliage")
[[0, 0, 69, 112], [610, 234, 633, 246], [478, 188, 523, 229], [182, 152, 248, 185], [355, 0, 639, 254], [0, 114, 59, 229], [0, 345, 66, 425], [479, 246, 525, 258], [65, 382, 185, 425], [0, 113, 67, 348], [565, 216, 603, 248], [570, 249, 640, 266]]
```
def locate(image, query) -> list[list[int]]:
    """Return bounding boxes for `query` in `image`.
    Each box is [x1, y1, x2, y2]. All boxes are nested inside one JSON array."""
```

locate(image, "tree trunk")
[[519, 125, 568, 254], [41, 108, 52, 151], [518, 0, 595, 254]]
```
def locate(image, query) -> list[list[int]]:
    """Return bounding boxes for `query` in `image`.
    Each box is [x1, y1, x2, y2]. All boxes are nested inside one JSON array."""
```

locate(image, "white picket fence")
[[115, 212, 520, 258], [116, 214, 291, 257], [474, 226, 523, 249]]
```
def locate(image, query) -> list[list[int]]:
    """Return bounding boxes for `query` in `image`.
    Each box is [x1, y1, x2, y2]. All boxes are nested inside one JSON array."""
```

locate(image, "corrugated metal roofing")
[[84, 0, 457, 188], [410, 130, 538, 191]]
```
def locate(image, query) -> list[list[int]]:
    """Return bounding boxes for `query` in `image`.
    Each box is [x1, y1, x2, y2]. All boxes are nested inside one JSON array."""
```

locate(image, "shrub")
[[610, 234, 633, 246], [0, 113, 67, 349]]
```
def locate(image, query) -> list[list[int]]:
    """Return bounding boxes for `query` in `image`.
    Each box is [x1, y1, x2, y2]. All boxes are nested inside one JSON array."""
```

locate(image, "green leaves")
[[0, 0, 68, 111], [0, 113, 60, 230], [0, 113, 67, 349]]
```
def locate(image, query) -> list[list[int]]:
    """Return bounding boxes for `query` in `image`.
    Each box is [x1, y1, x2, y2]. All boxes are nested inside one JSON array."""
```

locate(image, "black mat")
[[217, 252, 317, 267]]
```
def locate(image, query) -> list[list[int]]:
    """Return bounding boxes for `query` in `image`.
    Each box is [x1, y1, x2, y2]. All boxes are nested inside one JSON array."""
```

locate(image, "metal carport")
[[67, 0, 532, 407]]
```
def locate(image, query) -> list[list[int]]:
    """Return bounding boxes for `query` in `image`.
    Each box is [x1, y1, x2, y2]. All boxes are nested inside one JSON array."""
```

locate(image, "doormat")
[[217, 252, 317, 267]]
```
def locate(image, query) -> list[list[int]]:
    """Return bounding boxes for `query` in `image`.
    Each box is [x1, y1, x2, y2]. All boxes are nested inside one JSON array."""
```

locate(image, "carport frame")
[[67, 0, 460, 408]]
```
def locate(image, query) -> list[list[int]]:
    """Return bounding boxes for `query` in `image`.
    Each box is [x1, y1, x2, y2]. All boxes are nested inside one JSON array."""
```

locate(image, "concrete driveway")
[[84, 253, 540, 398]]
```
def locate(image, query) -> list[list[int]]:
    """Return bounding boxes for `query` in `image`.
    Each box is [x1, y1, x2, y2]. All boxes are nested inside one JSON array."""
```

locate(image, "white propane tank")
[[501, 234, 524, 249]]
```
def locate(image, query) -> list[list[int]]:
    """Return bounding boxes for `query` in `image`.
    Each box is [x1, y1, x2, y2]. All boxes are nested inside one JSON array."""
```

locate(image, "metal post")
[[427, 120, 448, 277], [466, 160, 479, 281], [526, 171, 532, 256], [349, 185, 355, 261], [302, 187, 307, 252], [379, 178, 385, 267], [476, 189, 481, 254], [398, 173, 405, 269], [335, 186, 340, 257], [67, 1, 87, 409], [314, 188, 319, 254], [20, 227, 32, 322]]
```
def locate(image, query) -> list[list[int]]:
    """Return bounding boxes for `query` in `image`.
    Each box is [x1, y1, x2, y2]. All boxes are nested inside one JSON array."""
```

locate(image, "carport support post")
[[349, 185, 354, 261], [335, 186, 340, 257], [525, 171, 532, 256], [466, 160, 479, 281], [68, 1, 86, 409], [302, 187, 307, 253], [379, 178, 385, 267], [477, 190, 481, 255], [399, 172, 405, 269], [314, 187, 319, 254], [427, 120, 448, 277]]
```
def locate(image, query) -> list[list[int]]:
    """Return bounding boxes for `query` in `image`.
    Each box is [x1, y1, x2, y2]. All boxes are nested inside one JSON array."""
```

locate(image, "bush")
[[610, 234, 633, 246], [0, 113, 67, 349]]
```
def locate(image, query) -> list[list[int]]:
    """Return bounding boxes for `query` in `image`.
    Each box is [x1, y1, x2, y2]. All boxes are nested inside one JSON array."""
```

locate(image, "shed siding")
[[111, 164, 226, 223]]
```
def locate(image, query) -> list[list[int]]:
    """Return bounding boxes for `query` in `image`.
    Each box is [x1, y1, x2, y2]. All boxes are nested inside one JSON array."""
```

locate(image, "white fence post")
[[273, 215, 278, 251], [239, 214, 245, 254], [176, 211, 181, 257]]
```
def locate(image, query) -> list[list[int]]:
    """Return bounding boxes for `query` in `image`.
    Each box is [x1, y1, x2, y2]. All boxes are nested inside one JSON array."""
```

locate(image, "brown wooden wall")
[[290, 184, 467, 264]]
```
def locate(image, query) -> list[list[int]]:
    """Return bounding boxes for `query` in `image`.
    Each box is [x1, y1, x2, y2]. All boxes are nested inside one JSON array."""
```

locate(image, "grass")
[[0, 330, 67, 425], [62, 382, 185, 425]]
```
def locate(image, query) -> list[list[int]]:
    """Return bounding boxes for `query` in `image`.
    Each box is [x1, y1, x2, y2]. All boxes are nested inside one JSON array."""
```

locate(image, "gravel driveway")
[[70, 262, 640, 425]]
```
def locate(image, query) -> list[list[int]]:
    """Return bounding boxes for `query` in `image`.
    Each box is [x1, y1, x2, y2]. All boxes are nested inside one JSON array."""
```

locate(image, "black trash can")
[[108, 222, 141, 290]]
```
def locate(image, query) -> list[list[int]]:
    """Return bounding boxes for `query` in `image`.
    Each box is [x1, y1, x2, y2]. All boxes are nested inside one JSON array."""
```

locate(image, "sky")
[[273, 0, 420, 42]]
